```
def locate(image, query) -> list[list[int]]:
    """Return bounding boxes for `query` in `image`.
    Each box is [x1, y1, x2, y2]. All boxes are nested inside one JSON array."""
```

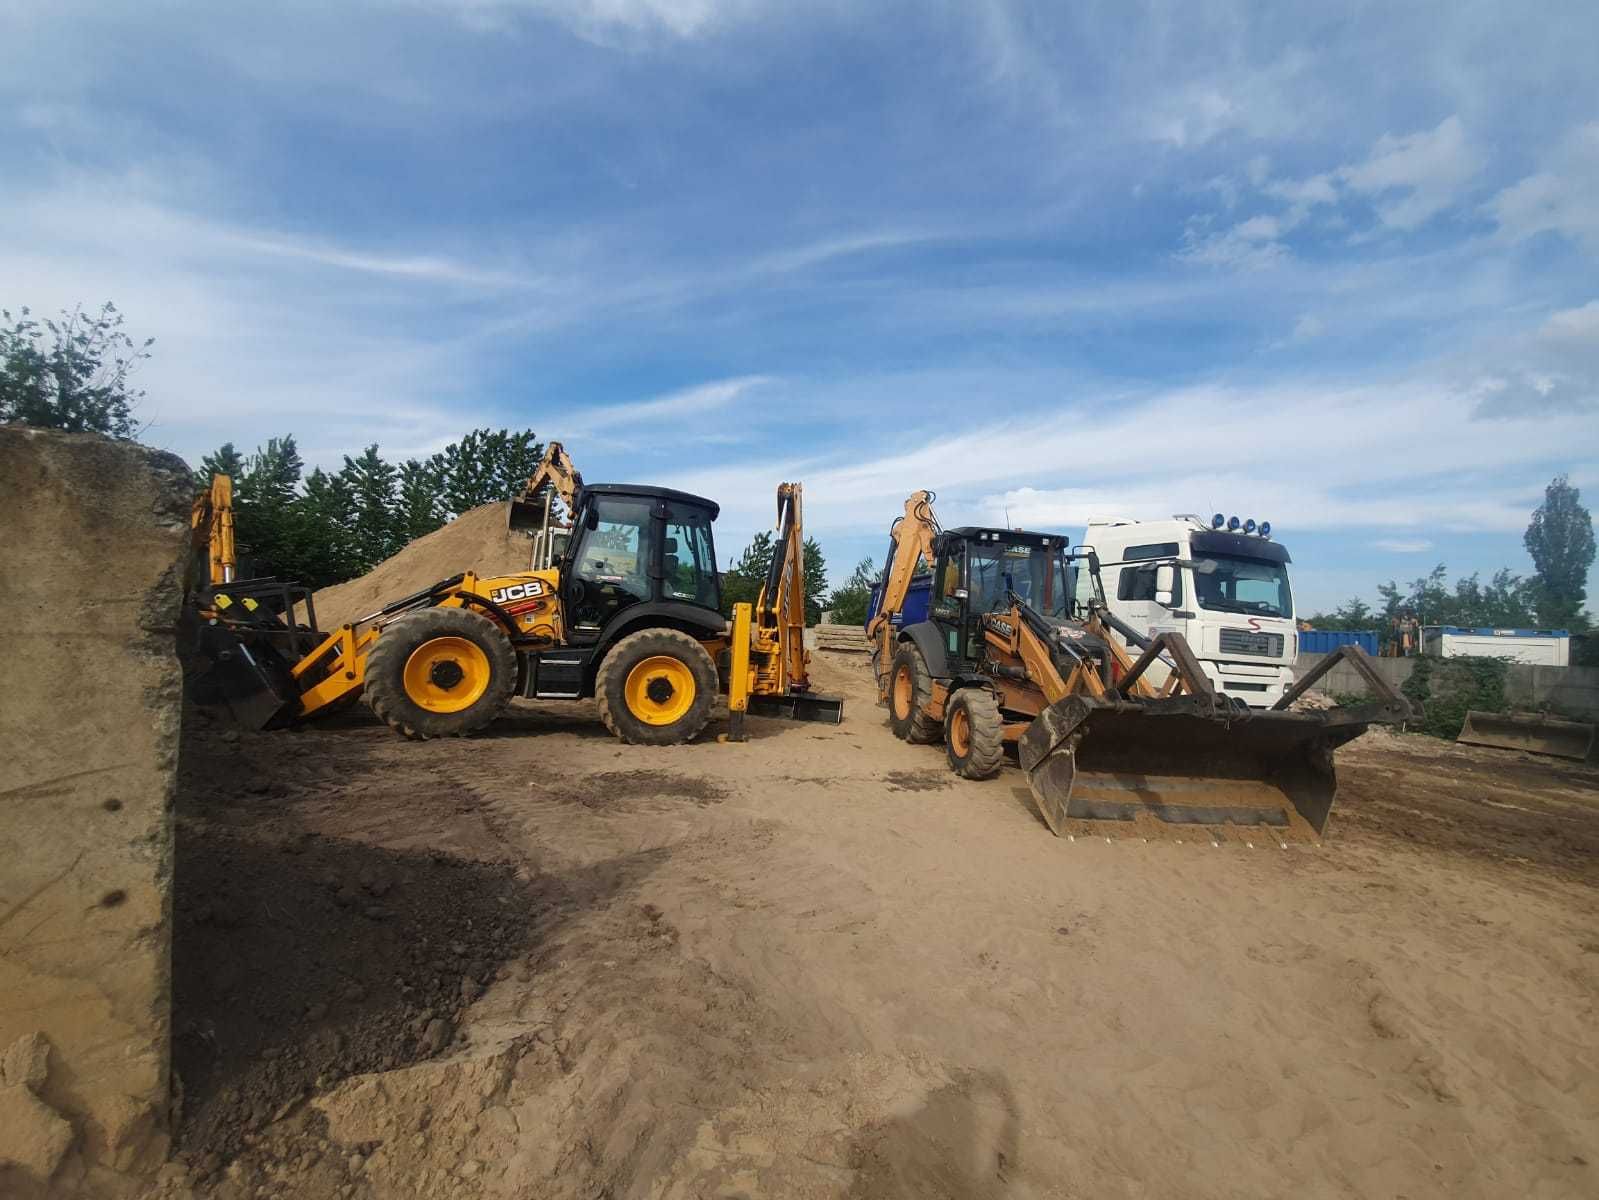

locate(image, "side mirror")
[[1154, 563, 1175, 607]]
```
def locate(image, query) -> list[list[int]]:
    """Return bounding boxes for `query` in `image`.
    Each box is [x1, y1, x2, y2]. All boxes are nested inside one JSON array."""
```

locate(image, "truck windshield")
[[1190, 554, 1293, 618]]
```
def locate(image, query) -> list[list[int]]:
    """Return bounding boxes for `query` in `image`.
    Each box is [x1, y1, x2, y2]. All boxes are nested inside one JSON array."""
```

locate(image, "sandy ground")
[[154, 650, 1599, 1200]]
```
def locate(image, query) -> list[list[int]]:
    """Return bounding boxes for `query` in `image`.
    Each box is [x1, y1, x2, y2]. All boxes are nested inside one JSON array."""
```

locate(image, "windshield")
[[1190, 553, 1293, 618], [967, 543, 1071, 618]]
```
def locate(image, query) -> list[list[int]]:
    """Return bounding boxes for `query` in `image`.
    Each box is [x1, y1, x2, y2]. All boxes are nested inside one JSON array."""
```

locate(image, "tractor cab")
[[561, 484, 722, 638], [927, 527, 1079, 665]]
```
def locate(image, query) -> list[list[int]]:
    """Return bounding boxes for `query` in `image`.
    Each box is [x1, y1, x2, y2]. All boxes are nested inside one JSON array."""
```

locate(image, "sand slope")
[[312, 502, 533, 628]]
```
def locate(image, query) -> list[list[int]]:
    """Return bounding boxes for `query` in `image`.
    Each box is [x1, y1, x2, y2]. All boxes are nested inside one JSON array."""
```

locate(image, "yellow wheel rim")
[[893, 664, 913, 718], [624, 655, 696, 726], [949, 705, 970, 757], [403, 636, 492, 714]]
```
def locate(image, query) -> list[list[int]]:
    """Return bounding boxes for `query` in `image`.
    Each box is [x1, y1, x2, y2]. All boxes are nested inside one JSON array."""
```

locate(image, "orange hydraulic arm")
[[865, 490, 940, 673], [517, 440, 583, 513], [508, 440, 584, 543], [190, 474, 237, 587]]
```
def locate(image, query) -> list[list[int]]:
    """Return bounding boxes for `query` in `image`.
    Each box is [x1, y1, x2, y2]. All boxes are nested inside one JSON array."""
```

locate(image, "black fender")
[[898, 620, 951, 680], [584, 601, 730, 691]]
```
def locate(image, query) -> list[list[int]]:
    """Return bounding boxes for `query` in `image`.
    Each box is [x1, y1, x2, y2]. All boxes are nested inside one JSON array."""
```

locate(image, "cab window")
[[663, 507, 719, 610], [571, 495, 655, 628]]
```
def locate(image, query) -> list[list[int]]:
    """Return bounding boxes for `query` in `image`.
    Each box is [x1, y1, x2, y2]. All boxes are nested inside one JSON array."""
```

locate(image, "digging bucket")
[[1019, 697, 1375, 842], [1457, 710, 1597, 763]]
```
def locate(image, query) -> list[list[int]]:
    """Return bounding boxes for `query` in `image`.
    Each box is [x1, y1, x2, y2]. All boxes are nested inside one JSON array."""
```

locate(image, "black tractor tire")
[[945, 688, 1005, 780], [887, 643, 941, 744], [364, 607, 517, 740], [596, 628, 719, 746]]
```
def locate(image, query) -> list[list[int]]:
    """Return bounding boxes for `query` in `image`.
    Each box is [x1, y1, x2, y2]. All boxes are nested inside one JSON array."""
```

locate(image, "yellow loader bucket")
[[1457, 710, 1597, 763], [1018, 697, 1376, 843]]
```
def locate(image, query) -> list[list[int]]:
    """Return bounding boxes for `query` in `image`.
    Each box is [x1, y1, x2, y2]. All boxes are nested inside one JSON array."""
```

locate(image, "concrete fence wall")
[[0, 427, 192, 1197], [1294, 652, 1599, 721]]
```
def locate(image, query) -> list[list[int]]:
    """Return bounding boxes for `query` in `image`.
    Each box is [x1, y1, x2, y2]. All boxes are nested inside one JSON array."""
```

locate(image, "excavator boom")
[[508, 440, 584, 541], [725, 482, 844, 738]]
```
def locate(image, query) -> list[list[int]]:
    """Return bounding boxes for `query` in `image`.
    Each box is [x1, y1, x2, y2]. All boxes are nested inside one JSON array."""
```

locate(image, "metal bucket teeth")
[[1020, 697, 1370, 843]]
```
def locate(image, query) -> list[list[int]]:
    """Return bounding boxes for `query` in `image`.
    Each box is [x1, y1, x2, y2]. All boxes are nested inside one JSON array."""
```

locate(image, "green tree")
[[1374, 564, 1537, 628], [195, 442, 247, 491], [0, 303, 150, 438], [827, 557, 879, 626], [1524, 474, 1595, 630], [428, 428, 543, 517], [395, 459, 446, 542], [720, 531, 774, 617], [801, 536, 829, 625], [339, 444, 401, 570]]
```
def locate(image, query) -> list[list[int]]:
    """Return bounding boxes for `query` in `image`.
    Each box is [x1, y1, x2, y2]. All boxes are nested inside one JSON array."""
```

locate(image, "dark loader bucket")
[[1019, 697, 1377, 843], [1457, 710, 1597, 763]]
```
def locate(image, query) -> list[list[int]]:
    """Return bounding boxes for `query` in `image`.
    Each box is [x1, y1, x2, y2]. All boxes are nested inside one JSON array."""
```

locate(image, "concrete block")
[[0, 426, 192, 1196]]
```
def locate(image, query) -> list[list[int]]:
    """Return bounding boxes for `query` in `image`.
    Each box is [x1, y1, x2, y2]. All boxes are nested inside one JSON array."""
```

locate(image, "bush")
[[1400, 655, 1510, 739]]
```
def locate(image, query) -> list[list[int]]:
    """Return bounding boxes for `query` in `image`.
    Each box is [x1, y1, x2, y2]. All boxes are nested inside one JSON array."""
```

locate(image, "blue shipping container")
[[1298, 629, 1379, 656], [865, 574, 932, 629]]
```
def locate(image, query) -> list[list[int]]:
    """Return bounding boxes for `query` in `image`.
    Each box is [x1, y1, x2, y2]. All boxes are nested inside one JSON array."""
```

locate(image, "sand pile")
[[312, 502, 533, 629]]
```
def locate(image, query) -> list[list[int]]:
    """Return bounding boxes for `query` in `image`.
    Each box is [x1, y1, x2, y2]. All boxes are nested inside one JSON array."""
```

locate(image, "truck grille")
[[1219, 628, 1285, 657]]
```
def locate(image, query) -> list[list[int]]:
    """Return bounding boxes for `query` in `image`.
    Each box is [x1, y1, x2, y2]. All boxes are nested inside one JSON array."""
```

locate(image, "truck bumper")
[[1203, 662, 1296, 708]]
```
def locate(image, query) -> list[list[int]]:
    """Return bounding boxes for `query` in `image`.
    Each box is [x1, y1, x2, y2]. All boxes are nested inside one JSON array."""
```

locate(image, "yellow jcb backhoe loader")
[[184, 445, 842, 744], [866, 492, 1412, 842]]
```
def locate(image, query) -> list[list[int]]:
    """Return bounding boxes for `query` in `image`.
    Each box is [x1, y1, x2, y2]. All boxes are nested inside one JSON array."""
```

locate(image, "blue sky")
[[4, 1, 1597, 614]]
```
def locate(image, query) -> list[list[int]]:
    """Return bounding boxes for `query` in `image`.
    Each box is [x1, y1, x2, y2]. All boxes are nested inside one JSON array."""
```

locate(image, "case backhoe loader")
[[185, 445, 841, 744], [866, 492, 1412, 842]]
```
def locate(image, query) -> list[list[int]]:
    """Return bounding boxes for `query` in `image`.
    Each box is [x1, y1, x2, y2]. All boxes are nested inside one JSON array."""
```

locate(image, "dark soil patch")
[[561, 770, 728, 810], [882, 770, 955, 793], [171, 814, 534, 1167]]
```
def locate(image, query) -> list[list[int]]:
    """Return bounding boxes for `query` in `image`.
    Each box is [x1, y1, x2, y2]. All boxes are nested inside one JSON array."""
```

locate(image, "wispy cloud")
[[564, 375, 771, 435], [1373, 538, 1434, 553], [1489, 122, 1599, 252]]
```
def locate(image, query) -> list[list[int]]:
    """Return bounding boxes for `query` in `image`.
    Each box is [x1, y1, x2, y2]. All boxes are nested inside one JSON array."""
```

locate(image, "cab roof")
[[578, 483, 721, 519], [945, 526, 1068, 549]]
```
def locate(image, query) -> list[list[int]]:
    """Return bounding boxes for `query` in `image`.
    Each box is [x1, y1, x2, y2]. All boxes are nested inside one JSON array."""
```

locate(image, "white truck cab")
[[1078, 513, 1297, 708]]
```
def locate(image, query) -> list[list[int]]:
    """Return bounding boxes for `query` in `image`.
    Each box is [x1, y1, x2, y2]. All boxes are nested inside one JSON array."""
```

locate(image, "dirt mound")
[[312, 503, 533, 629]]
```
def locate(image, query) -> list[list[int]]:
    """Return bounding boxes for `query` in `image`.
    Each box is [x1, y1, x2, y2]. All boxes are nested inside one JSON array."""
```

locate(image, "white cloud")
[[1373, 538, 1433, 553], [564, 375, 771, 434], [428, 0, 758, 40], [1291, 314, 1326, 341], [1335, 115, 1483, 230], [657, 373, 1598, 544], [1178, 214, 1291, 269], [1539, 300, 1599, 344], [1489, 122, 1599, 253]]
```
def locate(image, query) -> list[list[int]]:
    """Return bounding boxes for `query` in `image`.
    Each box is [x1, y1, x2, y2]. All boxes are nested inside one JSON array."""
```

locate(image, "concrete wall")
[[1294, 652, 1599, 721], [0, 426, 191, 1197]]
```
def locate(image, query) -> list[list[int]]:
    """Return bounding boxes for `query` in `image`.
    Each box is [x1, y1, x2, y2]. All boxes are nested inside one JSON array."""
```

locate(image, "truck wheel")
[[945, 688, 1004, 780], [888, 644, 941, 744], [596, 628, 718, 746], [364, 607, 517, 739]]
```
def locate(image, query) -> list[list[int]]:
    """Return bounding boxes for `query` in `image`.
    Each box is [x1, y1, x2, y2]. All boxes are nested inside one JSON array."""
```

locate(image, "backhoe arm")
[[753, 482, 809, 691], [190, 474, 237, 587], [517, 440, 583, 510], [866, 491, 939, 660]]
